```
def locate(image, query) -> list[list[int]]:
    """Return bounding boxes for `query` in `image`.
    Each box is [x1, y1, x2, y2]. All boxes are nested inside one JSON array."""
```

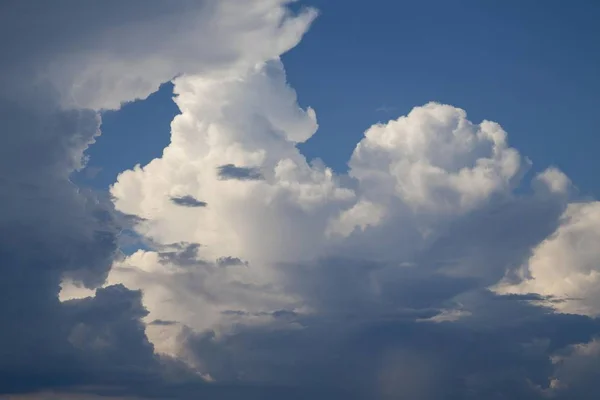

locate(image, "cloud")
[[549, 337, 600, 399], [111, 59, 350, 268], [0, 0, 317, 398], [0, 100, 120, 396], [217, 164, 264, 181], [106, 52, 600, 399], [4, 0, 600, 399], [0, 0, 317, 110], [170, 195, 208, 208], [171, 295, 600, 399], [348, 102, 524, 216], [158, 243, 206, 266], [216, 256, 249, 267], [495, 201, 600, 316]]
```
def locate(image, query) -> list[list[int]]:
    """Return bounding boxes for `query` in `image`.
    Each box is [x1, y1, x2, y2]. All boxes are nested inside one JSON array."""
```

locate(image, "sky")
[[2, 1, 600, 399], [83, 0, 600, 198]]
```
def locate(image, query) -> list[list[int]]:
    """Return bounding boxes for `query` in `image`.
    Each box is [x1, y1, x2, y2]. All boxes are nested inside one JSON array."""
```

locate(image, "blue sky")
[[85, 0, 600, 198]]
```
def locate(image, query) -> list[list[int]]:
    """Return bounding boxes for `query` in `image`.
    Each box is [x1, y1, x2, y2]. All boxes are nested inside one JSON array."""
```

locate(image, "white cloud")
[[111, 60, 353, 268], [534, 167, 573, 197], [2, 0, 317, 111], [348, 103, 524, 216], [103, 53, 600, 372], [106, 60, 356, 354], [495, 201, 600, 316]]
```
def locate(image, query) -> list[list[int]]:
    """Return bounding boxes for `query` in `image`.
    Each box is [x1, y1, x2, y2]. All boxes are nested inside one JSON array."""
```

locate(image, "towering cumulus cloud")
[[3, 1, 600, 399]]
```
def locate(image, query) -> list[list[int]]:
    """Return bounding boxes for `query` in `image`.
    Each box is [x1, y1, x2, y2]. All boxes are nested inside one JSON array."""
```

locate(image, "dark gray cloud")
[[221, 309, 297, 320], [216, 256, 249, 267], [157, 194, 600, 400], [158, 243, 205, 266], [149, 319, 179, 326], [217, 164, 264, 181], [0, 109, 171, 397], [176, 291, 600, 400], [0, 92, 121, 395], [170, 195, 207, 208]]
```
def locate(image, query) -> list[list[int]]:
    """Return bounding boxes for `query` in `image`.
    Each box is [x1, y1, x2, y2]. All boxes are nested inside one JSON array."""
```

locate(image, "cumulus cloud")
[[348, 102, 524, 216], [110, 59, 350, 269], [4, 0, 600, 399], [105, 56, 600, 399]]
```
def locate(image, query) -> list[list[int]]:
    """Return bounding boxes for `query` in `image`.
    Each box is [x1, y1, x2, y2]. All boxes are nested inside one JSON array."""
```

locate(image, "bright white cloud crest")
[[496, 201, 600, 316], [349, 103, 523, 215]]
